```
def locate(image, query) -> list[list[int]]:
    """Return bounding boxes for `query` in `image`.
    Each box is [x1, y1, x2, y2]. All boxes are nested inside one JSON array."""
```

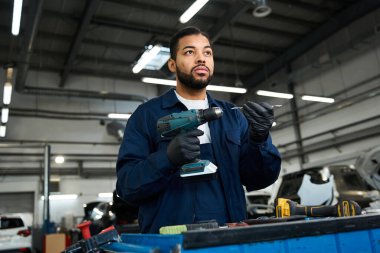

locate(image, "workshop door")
[[0, 192, 34, 214]]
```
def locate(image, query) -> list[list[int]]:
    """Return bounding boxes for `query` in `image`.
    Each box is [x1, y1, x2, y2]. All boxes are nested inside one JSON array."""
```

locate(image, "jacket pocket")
[[225, 129, 241, 146]]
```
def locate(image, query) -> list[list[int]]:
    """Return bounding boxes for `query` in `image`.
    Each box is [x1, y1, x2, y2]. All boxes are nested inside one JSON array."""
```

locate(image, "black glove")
[[167, 129, 204, 166], [243, 101, 274, 142]]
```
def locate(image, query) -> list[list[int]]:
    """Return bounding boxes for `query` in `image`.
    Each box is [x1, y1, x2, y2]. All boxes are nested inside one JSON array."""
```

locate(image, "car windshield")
[[334, 170, 371, 191], [1, 218, 24, 229], [277, 166, 372, 198]]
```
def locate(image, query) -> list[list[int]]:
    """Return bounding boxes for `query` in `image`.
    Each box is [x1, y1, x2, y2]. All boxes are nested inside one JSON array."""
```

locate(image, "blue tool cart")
[[65, 214, 380, 253]]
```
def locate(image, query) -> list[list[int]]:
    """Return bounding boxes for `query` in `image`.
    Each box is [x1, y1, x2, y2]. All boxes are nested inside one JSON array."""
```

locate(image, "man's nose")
[[195, 53, 206, 63]]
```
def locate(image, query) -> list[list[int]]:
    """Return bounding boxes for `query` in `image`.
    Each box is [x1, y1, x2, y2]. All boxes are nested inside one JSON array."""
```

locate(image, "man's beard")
[[177, 66, 213, 90]]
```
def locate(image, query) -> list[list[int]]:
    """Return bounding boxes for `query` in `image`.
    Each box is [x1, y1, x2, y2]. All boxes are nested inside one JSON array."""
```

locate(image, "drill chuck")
[[199, 107, 223, 124], [157, 107, 223, 137]]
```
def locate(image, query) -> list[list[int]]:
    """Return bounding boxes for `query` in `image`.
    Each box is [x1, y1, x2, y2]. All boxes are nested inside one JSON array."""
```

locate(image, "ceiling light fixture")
[[0, 125, 6, 137], [301, 95, 335, 103], [179, 0, 209, 23], [256, 90, 293, 99], [41, 194, 78, 200], [1, 107, 9, 123], [132, 45, 164, 74], [12, 0, 23, 36], [3, 82, 12, 105], [252, 0, 272, 18], [108, 113, 132, 120], [141, 77, 247, 94], [98, 192, 113, 198], [55, 156, 65, 164]]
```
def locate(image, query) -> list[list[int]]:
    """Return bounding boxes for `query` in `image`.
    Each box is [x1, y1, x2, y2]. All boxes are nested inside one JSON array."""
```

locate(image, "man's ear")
[[168, 58, 176, 73]]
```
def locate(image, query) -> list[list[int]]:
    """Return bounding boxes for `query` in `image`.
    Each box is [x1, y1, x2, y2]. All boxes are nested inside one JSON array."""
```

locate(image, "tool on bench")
[[160, 220, 219, 234], [63, 221, 159, 253], [157, 107, 223, 177], [63, 225, 121, 253], [275, 198, 362, 218]]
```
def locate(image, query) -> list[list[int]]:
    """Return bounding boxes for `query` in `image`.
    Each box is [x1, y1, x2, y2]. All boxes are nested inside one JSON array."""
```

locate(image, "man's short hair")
[[169, 26, 211, 60]]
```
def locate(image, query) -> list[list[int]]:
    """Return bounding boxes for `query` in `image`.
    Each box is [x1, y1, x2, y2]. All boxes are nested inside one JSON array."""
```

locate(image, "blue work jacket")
[[116, 88, 281, 233]]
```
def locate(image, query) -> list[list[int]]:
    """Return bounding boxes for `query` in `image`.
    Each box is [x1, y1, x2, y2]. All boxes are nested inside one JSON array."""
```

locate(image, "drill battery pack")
[[180, 160, 217, 177]]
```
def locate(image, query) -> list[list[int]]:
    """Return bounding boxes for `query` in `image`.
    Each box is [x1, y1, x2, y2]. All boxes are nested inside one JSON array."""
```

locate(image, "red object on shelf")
[[77, 221, 92, 239], [99, 225, 116, 234]]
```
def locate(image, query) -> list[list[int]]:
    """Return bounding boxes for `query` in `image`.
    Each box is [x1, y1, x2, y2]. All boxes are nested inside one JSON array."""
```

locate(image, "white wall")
[[0, 175, 116, 229], [0, 176, 40, 227]]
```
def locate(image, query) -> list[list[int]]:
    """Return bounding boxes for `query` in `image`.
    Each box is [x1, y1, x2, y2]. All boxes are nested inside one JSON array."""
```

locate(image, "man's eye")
[[185, 50, 194, 55], [204, 51, 213, 56]]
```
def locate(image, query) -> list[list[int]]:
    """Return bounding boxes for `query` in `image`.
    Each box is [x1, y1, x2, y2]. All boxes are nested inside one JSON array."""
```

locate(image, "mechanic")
[[116, 26, 281, 233]]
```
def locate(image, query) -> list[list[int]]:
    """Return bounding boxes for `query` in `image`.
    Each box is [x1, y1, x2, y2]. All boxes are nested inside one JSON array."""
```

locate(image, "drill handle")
[[276, 198, 362, 218], [294, 200, 362, 217], [293, 204, 336, 217]]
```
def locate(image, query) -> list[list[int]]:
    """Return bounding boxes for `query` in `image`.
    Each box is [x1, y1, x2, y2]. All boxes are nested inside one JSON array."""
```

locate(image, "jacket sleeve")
[[116, 107, 176, 205], [238, 112, 282, 191]]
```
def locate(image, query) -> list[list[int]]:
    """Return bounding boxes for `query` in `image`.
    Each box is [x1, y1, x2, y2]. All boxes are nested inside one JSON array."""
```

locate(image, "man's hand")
[[167, 129, 204, 166], [243, 101, 274, 142]]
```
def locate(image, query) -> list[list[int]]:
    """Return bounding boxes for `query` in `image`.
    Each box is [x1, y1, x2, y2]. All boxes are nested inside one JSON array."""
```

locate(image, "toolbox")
[[113, 213, 380, 253], [66, 213, 380, 252]]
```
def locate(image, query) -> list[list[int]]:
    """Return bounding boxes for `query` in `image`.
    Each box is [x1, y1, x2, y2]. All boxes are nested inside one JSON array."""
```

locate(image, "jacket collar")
[[161, 88, 218, 109]]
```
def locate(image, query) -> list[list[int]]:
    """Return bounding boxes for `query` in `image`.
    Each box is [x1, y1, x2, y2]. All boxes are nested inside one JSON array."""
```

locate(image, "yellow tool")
[[275, 198, 362, 218], [159, 221, 219, 234]]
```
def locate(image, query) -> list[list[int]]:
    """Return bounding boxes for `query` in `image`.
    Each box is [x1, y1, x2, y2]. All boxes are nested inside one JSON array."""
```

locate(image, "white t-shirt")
[[174, 91, 211, 144]]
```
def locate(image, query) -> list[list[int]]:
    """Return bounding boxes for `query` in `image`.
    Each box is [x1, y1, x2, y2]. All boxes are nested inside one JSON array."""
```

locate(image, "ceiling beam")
[[90, 16, 284, 55], [1, 139, 118, 146], [40, 4, 286, 54], [60, 0, 101, 87], [272, 0, 336, 13], [103, 0, 317, 34], [232, 22, 303, 40], [15, 0, 44, 93], [217, 38, 284, 55], [244, 0, 380, 88], [208, 0, 251, 42], [91, 16, 173, 36], [268, 13, 320, 29], [1, 45, 259, 75]]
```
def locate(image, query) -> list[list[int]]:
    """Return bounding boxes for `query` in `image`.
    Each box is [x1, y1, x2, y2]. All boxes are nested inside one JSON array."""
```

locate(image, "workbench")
[[109, 214, 380, 253]]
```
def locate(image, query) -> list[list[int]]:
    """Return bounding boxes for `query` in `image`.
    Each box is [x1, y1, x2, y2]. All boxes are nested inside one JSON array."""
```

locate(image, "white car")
[[245, 187, 275, 218], [0, 214, 32, 253]]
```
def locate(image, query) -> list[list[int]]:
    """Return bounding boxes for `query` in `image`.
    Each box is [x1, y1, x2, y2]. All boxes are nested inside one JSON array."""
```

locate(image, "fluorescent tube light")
[[180, 0, 209, 23], [1, 108, 9, 123], [141, 77, 247, 94], [55, 156, 65, 164], [301, 95, 335, 103], [256, 90, 293, 99], [0, 125, 6, 137], [6, 67, 14, 80], [108, 113, 131, 119], [12, 0, 23, 36], [207, 85, 246, 93], [3, 82, 12, 105], [41, 194, 78, 200], [132, 45, 162, 74], [142, 77, 176, 86], [98, 192, 113, 198]]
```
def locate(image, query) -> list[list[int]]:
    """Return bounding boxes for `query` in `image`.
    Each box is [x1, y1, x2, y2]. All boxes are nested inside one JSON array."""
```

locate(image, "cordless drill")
[[157, 107, 223, 177], [275, 198, 362, 218]]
